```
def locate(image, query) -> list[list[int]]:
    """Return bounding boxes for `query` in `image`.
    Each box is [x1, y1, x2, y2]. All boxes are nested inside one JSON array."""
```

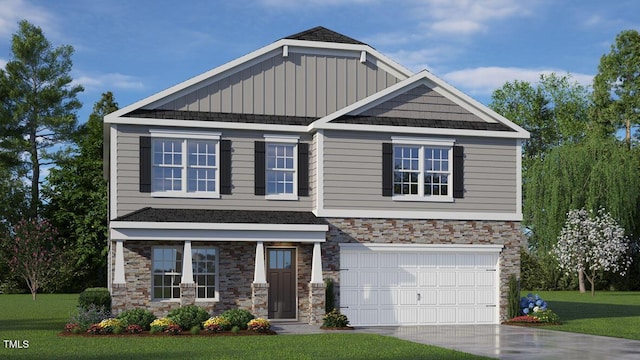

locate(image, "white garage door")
[[339, 243, 502, 326]]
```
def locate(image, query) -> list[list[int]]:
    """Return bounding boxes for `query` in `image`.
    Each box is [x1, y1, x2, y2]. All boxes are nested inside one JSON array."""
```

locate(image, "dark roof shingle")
[[125, 109, 317, 126], [285, 26, 367, 46], [114, 207, 326, 225], [332, 115, 515, 132]]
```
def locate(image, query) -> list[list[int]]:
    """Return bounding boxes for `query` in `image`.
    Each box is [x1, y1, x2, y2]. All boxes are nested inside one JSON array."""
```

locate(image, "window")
[[383, 139, 462, 199], [192, 247, 217, 300], [152, 247, 183, 300], [149, 131, 221, 198], [266, 143, 296, 196]]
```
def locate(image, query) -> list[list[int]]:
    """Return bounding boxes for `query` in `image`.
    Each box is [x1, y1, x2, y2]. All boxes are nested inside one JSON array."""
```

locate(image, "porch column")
[[253, 241, 267, 283], [181, 240, 194, 284], [252, 241, 269, 318], [310, 242, 323, 284], [114, 240, 126, 284]]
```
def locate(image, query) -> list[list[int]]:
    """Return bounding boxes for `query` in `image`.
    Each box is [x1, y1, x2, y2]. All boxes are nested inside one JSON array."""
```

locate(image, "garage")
[[339, 243, 502, 326]]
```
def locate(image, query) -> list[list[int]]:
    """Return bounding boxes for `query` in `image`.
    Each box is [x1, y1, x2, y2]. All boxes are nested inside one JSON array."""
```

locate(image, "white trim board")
[[314, 208, 523, 221], [110, 228, 326, 243], [340, 243, 504, 253]]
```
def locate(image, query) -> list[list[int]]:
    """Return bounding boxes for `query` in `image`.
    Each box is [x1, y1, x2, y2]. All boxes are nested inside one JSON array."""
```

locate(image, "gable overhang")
[[310, 70, 530, 139], [110, 221, 328, 243], [104, 38, 412, 127]]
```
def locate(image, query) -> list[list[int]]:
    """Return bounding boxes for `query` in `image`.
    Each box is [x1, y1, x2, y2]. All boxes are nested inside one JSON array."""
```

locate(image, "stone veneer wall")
[[111, 240, 319, 322], [321, 219, 524, 322]]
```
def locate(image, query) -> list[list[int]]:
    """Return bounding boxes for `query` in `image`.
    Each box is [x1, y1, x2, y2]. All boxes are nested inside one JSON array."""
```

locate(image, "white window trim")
[[151, 246, 183, 302], [150, 131, 222, 198], [192, 246, 220, 302], [391, 137, 455, 202], [264, 135, 299, 200]]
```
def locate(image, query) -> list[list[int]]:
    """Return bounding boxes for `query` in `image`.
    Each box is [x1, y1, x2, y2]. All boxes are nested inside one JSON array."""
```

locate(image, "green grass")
[[527, 291, 640, 340], [0, 294, 491, 360]]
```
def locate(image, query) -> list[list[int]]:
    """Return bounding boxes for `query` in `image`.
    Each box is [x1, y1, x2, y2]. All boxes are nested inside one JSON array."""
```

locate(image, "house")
[[104, 26, 529, 326]]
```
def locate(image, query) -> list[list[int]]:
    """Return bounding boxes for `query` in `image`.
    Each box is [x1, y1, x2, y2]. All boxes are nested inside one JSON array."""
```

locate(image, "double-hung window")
[[391, 138, 454, 201], [261, 135, 299, 200], [192, 247, 218, 300], [150, 131, 221, 198], [152, 247, 183, 300]]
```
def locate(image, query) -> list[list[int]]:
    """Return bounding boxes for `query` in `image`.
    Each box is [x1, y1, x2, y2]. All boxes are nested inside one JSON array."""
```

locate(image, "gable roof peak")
[[284, 26, 368, 46]]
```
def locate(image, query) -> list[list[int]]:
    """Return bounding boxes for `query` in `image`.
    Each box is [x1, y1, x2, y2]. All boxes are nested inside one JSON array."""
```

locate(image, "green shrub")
[[507, 274, 520, 319], [190, 325, 201, 335], [323, 308, 349, 328], [219, 308, 255, 330], [69, 304, 112, 331], [117, 308, 157, 331], [167, 305, 210, 330], [231, 325, 240, 334], [78, 287, 111, 311], [325, 278, 335, 313]]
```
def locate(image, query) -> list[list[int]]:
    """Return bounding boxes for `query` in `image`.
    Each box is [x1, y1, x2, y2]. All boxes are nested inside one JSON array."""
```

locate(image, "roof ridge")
[[284, 26, 367, 46]]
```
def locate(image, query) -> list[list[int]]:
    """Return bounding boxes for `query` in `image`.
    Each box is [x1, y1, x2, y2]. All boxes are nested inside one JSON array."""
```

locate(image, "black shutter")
[[382, 143, 393, 197], [220, 140, 232, 195], [139, 136, 152, 193], [254, 141, 266, 195], [453, 145, 464, 199], [298, 142, 309, 197]]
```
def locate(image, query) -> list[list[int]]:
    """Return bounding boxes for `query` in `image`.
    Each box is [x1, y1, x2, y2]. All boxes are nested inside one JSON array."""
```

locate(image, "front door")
[[267, 248, 296, 319]]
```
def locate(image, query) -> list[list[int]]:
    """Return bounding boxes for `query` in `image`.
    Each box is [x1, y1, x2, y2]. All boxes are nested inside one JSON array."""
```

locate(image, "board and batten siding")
[[158, 52, 400, 118], [115, 125, 313, 218], [360, 85, 485, 122], [321, 130, 518, 213]]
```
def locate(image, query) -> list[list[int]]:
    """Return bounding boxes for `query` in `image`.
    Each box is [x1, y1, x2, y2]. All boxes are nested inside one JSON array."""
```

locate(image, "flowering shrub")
[[64, 323, 80, 333], [322, 308, 350, 328], [247, 318, 271, 332], [531, 309, 560, 323], [164, 324, 182, 335], [87, 324, 104, 334], [520, 293, 548, 315], [203, 316, 231, 332], [69, 304, 112, 331], [98, 318, 123, 333], [150, 317, 174, 333], [508, 315, 541, 323], [125, 324, 143, 334], [511, 293, 560, 324]]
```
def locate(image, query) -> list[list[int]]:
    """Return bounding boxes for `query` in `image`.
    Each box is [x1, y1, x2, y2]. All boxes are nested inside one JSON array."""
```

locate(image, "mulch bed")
[[501, 322, 561, 327], [58, 330, 277, 337], [320, 326, 355, 330]]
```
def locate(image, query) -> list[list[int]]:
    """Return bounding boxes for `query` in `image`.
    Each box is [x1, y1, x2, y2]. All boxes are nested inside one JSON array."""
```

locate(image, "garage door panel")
[[340, 246, 500, 326]]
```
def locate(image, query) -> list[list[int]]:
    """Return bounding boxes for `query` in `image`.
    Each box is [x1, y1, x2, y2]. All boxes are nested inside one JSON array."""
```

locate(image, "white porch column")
[[254, 241, 267, 284], [310, 242, 323, 284], [114, 240, 126, 284], [181, 240, 194, 284]]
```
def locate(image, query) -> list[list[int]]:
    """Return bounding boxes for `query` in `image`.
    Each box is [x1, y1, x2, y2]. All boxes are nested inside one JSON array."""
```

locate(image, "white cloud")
[[73, 72, 144, 92], [385, 45, 461, 72], [0, 0, 54, 38], [442, 66, 593, 96], [414, 0, 534, 36], [0, 57, 6, 69]]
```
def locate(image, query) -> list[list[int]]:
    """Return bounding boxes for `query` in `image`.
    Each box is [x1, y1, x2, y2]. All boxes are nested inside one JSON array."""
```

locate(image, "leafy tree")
[[554, 208, 632, 295], [0, 20, 83, 218], [525, 137, 640, 254], [593, 29, 640, 146], [490, 73, 590, 170], [43, 92, 117, 289], [1, 218, 66, 299]]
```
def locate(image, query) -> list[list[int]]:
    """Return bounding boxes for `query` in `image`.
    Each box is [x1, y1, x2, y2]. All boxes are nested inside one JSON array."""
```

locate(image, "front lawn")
[[0, 294, 491, 359], [525, 291, 640, 340]]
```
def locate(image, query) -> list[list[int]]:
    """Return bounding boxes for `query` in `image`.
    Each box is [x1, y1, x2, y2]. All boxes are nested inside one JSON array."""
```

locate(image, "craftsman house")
[[105, 26, 528, 326]]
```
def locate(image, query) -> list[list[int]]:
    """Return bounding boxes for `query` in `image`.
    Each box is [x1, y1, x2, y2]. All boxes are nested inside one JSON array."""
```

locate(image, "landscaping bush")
[[167, 305, 210, 330], [325, 278, 335, 313], [117, 308, 157, 330], [247, 318, 271, 332], [507, 274, 520, 319], [150, 317, 174, 333], [68, 303, 112, 330], [219, 308, 255, 330], [78, 287, 111, 311], [98, 318, 123, 334], [323, 308, 349, 328], [203, 316, 232, 332]]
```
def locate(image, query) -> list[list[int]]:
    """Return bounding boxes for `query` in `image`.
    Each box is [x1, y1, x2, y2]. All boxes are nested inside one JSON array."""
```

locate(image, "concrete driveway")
[[272, 323, 640, 359]]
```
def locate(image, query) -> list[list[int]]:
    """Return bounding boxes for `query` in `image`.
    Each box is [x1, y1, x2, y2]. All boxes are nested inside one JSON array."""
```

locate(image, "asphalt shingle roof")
[[332, 115, 515, 132], [284, 26, 367, 46], [114, 207, 327, 225], [125, 109, 317, 126]]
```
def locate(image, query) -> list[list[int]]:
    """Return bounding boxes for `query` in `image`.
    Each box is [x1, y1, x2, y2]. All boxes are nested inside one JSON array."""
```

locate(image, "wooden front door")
[[267, 248, 296, 319]]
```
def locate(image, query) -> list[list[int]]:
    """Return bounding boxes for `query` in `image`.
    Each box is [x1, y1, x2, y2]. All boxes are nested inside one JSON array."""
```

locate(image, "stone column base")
[[180, 283, 196, 307], [111, 283, 127, 315], [308, 283, 325, 325], [252, 283, 269, 319]]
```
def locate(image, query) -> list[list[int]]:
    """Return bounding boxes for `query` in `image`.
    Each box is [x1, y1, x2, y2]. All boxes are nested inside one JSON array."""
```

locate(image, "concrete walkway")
[[270, 323, 640, 359]]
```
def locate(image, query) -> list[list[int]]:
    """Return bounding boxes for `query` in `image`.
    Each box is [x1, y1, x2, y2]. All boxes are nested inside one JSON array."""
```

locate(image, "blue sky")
[[1, 0, 638, 123]]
